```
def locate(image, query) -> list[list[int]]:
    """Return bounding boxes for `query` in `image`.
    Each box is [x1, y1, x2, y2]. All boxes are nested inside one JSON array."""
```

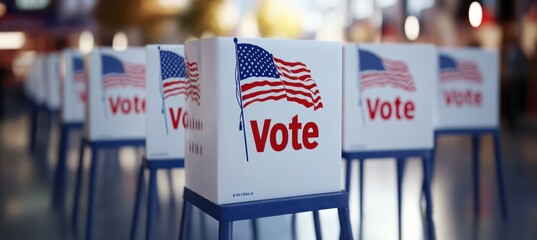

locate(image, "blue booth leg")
[[358, 158, 364, 223], [52, 125, 69, 210], [72, 140, 86, 236], [493, 131, 508, 220], [129, 164, 146, 240], [396, 158, 406, 240], [146, 168, 158, 240], [178, 200, 191, 240], [291, 213, 297, 240], [251, 219, 259, 240], [422, 157, 436, 240], [345, 159, 352, 192], [219, 221, 233, 240], [472, 135, 480, 217], [337, 207, 353, 240], [313, 210, 322, 240], [29, 105, 38, 154], [85, 147, 100, 240]]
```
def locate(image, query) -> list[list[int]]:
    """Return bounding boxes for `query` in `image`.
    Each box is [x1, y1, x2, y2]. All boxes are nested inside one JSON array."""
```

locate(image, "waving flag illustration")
[[185, 59, 200, 105], [158, 48, 187, 134], [73, 56, 86, 102], [102, 54, 145, 89], [101, 54, 145, 115], [439, 54, 482, 84], [233, 38, 323, 161], [359, 49, 416, 92]]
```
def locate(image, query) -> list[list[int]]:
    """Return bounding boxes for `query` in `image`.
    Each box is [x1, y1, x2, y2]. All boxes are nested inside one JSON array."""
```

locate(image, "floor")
[[1, 89, 536, 240]]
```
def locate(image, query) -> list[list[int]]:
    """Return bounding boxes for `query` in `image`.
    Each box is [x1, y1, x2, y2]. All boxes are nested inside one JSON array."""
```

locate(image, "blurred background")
[[1, 0, 537, 124], [1, 0, 537, 239]]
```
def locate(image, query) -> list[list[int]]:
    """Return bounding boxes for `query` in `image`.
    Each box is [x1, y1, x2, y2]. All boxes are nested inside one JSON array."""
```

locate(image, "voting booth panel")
[[31, 55, 48, 106], [145, 45, 187, 159], [184, 37, 342, 204], [84, 48, 147, 141], [61, 49, 87, 123], [45, 53, 62, 111], [434, 48, 499, 129], [342, 44, 437, 152]]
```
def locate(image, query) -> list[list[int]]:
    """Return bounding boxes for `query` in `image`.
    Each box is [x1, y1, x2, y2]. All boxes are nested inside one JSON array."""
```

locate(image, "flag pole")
[[158, 47, 169, 135], [234, 38, 250, 162]]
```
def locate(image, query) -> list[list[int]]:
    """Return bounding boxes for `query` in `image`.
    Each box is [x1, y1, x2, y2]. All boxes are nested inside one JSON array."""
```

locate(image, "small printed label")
[[232, 191, 254, 198]]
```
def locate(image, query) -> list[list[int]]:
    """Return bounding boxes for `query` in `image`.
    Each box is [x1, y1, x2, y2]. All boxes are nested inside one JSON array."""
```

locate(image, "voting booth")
[[51, 49, 88, 209], [83, 47, 147, 141], [72, 48, 147, 240], [61, 49, 87, 123], [433, 48, 507, 220], [45, 53, 62, 112], [129, 45, 187, 240], [342, 44, 437, 240], [27, 54, 48, 155], [179, 37, 352, 240]]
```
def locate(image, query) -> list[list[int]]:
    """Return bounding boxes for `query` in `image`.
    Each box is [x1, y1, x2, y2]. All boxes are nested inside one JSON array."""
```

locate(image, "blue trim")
[[83, 138, 146, 149], [342, 149, 432, 160], [435, 128, 499, 135], [183, 187, 349, 222], [142, 156, 185, 169]]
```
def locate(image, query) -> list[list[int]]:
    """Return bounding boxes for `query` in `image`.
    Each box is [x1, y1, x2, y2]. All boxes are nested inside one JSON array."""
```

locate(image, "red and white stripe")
[[163, 79, 186, 100], [360, 59, 416, 92], [74, 72, 86, 103], [440, 61, 482, 84], [240, 57, 323, 111], [103, 63, 146, 89], [186, 60, 200, 105]]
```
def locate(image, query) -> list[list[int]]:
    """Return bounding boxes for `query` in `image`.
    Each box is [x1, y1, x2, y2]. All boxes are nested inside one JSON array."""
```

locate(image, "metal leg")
[[358, 159, 365, 236], [44, 111, 54, 161], [493, 131, 508, 220], [52, 124, 69, 210], [422, 156, 436, 240], [85, 146, 99, 240], [345, 158, 352, 192], [472, 135, 480, 217], [218, 221, 233, 240], [71, 140, 86, 236], [396, 158, 406, 240], [337, 207, 353, 240], [129, 164, 146, 240], [313, 210, 322, 240], [291, 214, 297, 240], [29, 104, 38, 154], [251, 218, 259, 240], [146, 168, 158, 240], [178, 200, 191, 240]]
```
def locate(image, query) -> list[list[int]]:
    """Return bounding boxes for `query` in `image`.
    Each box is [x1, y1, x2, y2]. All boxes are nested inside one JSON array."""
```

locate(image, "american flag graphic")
[[185, 59, 200, 105], [73, 56, 86, 102], [159, 50, 187, 100], [359, 49, 416, 92], [235, 42, 323, 111], [101, 54, 145, 89], [439, 54, 482, 84]]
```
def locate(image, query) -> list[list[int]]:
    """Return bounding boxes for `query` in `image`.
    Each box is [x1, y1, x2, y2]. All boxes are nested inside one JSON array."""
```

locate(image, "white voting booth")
[[145, 45, 186, 159], [343, 44, 437, 151], [31, 54, 48, 107], [84, 47, 146, 140], [45, 53, 62, 111], [184, 37, 342, 204], [61, 49, 87, 123], [434, 48, 499, 129]]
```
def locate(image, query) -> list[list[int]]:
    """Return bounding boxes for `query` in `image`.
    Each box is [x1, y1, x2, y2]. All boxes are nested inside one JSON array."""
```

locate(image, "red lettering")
[[109, 96, 121, 114], [169, 107, 183, 130], [366, 97, 415, 121], [270, 123, 288, 152], [289, 115, 302, 150], [121, 98, 131, 113], [250, 119, 271, 152], [366, 98, 380, 120], [303, 122, 319, 149], [443, 89, 483, 107]]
